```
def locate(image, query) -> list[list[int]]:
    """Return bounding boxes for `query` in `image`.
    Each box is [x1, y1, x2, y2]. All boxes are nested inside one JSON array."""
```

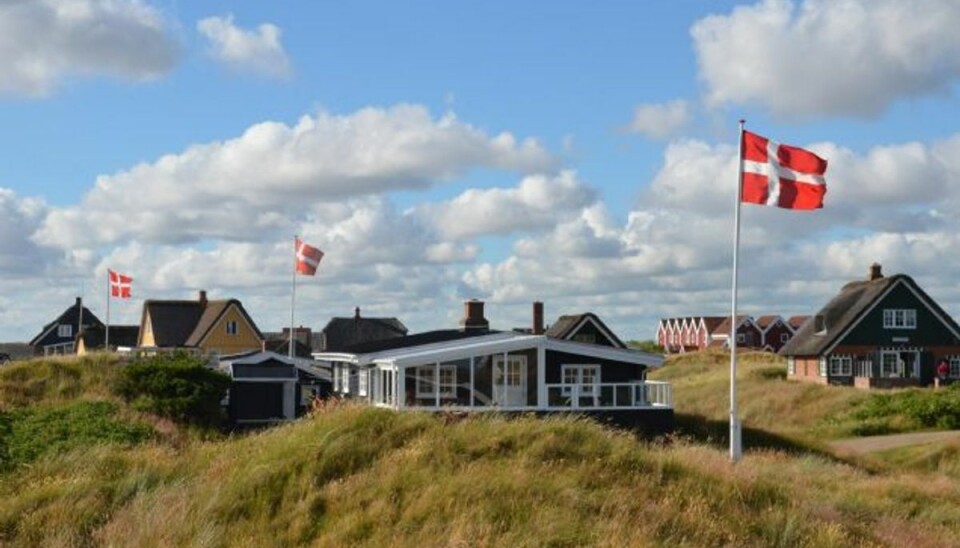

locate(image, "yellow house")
[[137, 290, 264, 355]]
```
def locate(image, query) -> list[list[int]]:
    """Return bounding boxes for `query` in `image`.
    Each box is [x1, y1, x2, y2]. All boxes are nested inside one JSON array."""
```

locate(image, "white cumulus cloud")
[[692, 0, 960, 118], [34, 104, 556, 249], [0, 0, 180, 97], [197, 15, 291, 78], [627, 100, 692, 139]]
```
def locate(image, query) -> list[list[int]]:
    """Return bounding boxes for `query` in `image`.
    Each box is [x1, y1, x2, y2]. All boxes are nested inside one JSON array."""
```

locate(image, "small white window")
[[818, 358, 827, 377], [561, 365, 601, 396], [780, 333, 789, 343], [787, 358, 796, 375], [58, 324, 73, 338], [949, 357, 960, 379], [883, 309, 916, 329], [416, 365, 456, 398], [828, 356, 852, 376], [736, 334, 745, 344], [226, 321, 238, 335]]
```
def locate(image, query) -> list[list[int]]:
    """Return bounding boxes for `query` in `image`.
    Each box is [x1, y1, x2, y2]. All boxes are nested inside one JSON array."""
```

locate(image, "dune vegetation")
[[0, 352, 959, 546]]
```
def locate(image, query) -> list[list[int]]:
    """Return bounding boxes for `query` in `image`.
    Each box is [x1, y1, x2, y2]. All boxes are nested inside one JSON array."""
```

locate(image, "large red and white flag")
[[295, 237, 324, 276], [108, 269, 133, 299], [741, 130, 828, 210]]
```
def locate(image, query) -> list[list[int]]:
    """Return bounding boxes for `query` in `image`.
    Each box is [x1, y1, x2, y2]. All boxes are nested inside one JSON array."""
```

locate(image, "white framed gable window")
[[950, 356, 960, 379], [883, 309, 916, 329], [226, 321, 238, 335], [780, 333, 789, 343], [828, 356, 852, 376], [58, 324, 73, 338]]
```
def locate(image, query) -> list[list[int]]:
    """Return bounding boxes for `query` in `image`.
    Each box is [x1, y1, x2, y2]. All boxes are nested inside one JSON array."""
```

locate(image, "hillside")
[[1, 355, 960, 546]]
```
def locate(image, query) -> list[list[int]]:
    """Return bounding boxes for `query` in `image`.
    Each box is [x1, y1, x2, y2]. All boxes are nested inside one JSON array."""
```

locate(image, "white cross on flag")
[[295, 238, 324, 276], [108, 269, 133, 299], [741, 130, 828, 210]]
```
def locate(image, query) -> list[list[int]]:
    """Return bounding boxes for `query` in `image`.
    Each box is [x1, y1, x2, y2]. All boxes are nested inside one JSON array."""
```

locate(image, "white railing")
[[544, 381, 672, 409]]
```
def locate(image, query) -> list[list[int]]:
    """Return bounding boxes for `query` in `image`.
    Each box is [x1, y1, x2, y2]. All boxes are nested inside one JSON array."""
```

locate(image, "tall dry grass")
[[2, 405, 959, 546]]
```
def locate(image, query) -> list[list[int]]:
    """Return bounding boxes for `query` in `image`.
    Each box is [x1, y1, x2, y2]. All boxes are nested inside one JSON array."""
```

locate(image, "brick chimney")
[[460, 299, 489, 331], [198, 290, 208, 307], [532, 301, 544, 335], [355, 306, 361, 320], [869, 263, 883, 281]]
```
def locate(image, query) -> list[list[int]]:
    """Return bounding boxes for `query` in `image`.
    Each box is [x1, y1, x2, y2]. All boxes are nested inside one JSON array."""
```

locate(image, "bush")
[[0, 400, 153, 470], [853, 385, 960, 430], [113, 353, 231, 428]]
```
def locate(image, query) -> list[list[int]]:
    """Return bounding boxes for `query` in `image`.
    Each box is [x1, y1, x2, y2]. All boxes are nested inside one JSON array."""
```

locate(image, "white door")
[[494, 355, 527, 407]]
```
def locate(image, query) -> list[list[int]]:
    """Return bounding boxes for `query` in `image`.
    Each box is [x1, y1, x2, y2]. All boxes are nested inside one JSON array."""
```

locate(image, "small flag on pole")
[[108, 269, 133, 299], [741, 130, 828, 210], [295, 238, 324, 276]]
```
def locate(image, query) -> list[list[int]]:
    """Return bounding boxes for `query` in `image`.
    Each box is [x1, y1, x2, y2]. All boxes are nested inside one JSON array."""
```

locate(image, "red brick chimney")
[[869, 263, 883, 281], [198, 290, 208, 307], [532, 301, 544, 335], [460, 299, 489, 331]]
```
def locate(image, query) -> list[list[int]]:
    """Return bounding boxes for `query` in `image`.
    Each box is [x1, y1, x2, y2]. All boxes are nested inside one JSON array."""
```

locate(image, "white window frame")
[[561, 364, 601, 397], [828, 356, 852, 376], [357, 369, 368, 396], [818, 357, 827, 377], [949, 356, 960, 379], [880, 351, 902, 377], [415, 365, 456, 399], [883, 309, 916, 329], [787, 358, 796, 376], [736, 333, 745, 344], [226, 321, 238, 335], [58, 324, 73, 338], [780, 333, 789, 343]]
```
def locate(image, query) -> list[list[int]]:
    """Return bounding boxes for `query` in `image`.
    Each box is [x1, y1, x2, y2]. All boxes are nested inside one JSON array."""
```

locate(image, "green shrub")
[[113, 353, 230, 428], [854, 385, 960, 430], [0, 401, 153, 470]]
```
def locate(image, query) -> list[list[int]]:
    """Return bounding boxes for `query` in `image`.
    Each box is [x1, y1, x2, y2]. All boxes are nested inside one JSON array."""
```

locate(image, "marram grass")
[[0, 406, 959, 547], [2, 353, 960, 546]]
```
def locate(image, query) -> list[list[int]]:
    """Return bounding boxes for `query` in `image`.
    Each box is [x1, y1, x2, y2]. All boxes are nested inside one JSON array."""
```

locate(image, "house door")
[[493, 355, 527, 407]]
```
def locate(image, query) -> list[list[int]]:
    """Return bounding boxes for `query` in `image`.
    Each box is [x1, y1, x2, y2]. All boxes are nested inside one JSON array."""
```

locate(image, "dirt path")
[[829, 430, 960, 455]]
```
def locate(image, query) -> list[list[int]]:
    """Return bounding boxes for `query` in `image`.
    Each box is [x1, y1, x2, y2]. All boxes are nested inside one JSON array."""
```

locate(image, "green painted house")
[[781, 263, 960, 389]]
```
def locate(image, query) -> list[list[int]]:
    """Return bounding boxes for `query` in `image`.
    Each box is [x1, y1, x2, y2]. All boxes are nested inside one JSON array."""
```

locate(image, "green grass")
[[2, 354, 960, 546], [0, 353, 120, 410]]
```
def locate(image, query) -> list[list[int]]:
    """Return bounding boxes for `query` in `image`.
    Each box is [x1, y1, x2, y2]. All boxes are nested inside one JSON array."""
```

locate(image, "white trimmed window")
[[780, 333, 789, 343], [416, 365, 456, 398], [818, 358, 827, 377], [226, 321, 238, 335], [883, 309, 916, 329], [736, 334, 745, 344], [950, 356, 960, 378], [787, 358, 796, 376], [881, 352, 901, 377], [58, 324, 73, 338], [561, 365, 600, 396], [828, 356, 852, 376], [573, 333, 597, 344], [357, 370, 368, 396]]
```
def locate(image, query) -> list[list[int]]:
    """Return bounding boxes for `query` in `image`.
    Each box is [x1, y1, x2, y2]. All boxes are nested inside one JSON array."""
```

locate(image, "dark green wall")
[[840, 281, 960, 347]]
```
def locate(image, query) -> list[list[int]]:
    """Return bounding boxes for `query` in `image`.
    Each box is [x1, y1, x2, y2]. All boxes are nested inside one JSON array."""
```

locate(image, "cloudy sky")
[[2, 0, 960, 342]]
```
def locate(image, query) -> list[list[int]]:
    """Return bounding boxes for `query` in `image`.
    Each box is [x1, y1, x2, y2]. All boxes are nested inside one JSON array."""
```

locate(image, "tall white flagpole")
[[105, 271, 111, 351], [730, 119, 745, 463], [290, 236, 297, 359]]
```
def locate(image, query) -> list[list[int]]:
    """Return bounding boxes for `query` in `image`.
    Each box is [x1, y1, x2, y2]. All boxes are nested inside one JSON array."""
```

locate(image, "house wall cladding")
[[840, 283, 960, 348], [544, 350, 646, 383]]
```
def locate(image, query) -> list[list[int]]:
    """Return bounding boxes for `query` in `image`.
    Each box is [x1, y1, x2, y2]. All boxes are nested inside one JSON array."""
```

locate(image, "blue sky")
[[2, 0, 960, 342]]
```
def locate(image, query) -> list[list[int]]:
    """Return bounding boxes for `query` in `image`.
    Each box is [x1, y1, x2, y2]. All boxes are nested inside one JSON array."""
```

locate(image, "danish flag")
[[741, 130, 828, 210], [295, 237, 324, 276], [109, 269, 133, 299]]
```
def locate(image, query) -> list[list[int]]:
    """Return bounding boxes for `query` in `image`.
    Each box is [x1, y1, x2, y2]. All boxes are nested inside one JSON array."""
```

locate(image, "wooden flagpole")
[[730, 119, 745, 463]]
